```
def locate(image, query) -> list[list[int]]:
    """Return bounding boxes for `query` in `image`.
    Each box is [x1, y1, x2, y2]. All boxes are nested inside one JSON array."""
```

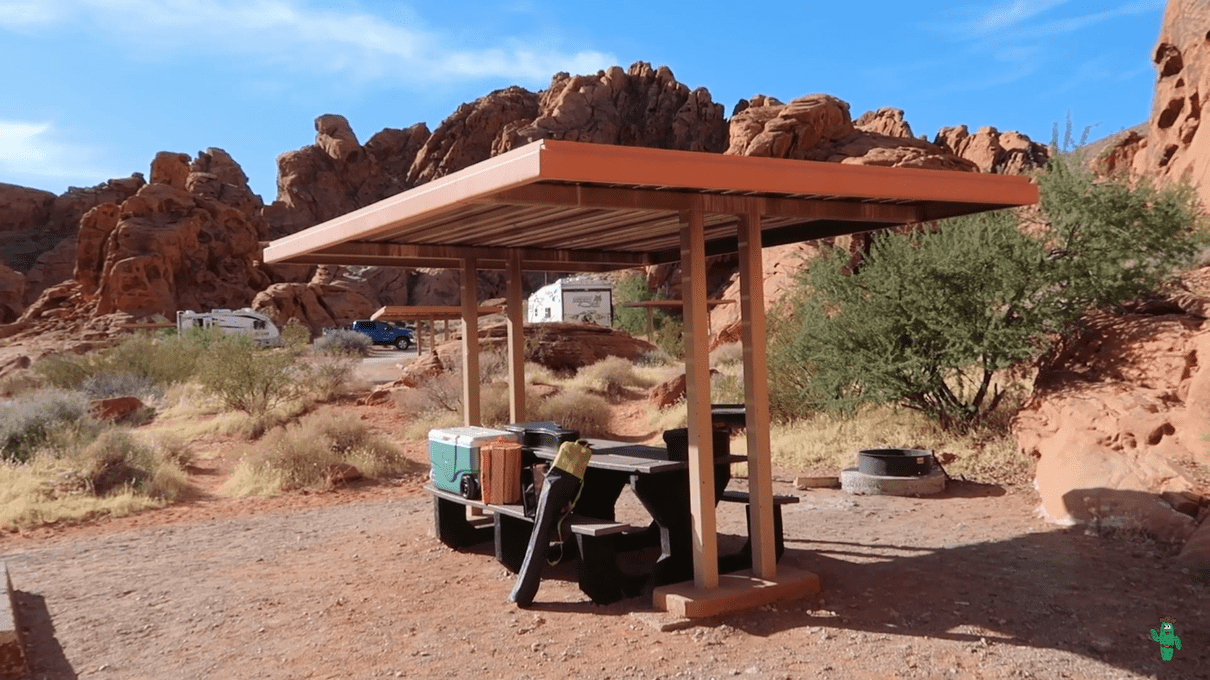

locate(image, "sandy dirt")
[[1, 353, 1207, 680]]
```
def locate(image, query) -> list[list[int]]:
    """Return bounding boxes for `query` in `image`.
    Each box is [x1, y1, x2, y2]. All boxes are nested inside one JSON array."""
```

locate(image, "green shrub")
[[313, 330, 372, 358], [195, 337, 302, 416], [34, 329, 220, 394], [0, 389, 96, 463], [768, 155, 1205, 430], [653, 317, 684, 360]]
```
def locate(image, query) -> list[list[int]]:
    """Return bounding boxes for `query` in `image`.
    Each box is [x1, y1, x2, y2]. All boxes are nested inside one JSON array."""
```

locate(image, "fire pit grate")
[[857, 448, 934, 477]]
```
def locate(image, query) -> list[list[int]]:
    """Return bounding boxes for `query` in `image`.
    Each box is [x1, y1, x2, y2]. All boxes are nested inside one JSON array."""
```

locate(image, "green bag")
[[552, 439, 592, 480]]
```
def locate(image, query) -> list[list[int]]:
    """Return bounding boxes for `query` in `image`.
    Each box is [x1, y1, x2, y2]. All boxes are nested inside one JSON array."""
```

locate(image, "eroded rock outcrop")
[[493, 63, 727, 155], [1139, 0, 1210, 208], [0, 176, 145, 312], [0, 261, 24, 324], [1013, 304, 1210, 543], [725, 94, 978, 171], [933, 125, 1051, 174], [1096, 127, 1149, 177], [271, 114, 429, 232]]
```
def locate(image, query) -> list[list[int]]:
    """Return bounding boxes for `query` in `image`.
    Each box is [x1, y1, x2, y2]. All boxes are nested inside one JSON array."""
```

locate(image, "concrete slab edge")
[[0, 563, 28, 680]]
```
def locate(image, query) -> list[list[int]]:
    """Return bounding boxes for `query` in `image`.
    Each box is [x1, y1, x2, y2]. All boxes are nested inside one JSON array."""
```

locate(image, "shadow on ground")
[[720, 522, 1207, 678], [12, 590, 76, 680]]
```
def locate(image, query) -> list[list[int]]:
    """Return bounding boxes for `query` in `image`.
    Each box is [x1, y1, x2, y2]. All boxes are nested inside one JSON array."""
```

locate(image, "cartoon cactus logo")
[[1149, 616, 1182, 661]]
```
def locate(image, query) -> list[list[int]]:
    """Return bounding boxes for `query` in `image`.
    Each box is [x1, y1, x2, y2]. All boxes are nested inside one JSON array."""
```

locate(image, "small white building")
[[527, 276, 614, 326]]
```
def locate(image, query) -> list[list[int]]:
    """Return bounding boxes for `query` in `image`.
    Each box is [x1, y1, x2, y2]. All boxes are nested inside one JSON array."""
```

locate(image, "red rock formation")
[[1140, 0, 1210, 208], [1095, 128, 1149, 177], [854, 108, 915, 138], [493, 63, 727, 155], [1013, 303, 1210, 542], [932, 125, 1050, 174], [0, 262, 24, 323], [0, 183, 55, 233], [408, 86, 541, 185], [0, 176, 145, 311]]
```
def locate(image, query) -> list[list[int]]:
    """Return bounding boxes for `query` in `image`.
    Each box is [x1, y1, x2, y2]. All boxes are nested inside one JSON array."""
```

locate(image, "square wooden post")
[[738, 204, 777, 579], [506, 250, 526, 423], [681, 202, 719, 590], [461, 258, 481, 426]]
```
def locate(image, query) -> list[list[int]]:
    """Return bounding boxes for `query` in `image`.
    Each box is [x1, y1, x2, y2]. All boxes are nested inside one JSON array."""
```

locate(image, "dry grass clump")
[[527, 391, 611, 436], [225, 412, 418, 496], [0, 427, 191, 529], [767, 404, 1032, 486], [571, 356, 657, 397]]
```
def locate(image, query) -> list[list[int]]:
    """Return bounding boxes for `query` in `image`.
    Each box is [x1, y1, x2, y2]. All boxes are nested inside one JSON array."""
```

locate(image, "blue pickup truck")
[[348, 320, 414, 350]]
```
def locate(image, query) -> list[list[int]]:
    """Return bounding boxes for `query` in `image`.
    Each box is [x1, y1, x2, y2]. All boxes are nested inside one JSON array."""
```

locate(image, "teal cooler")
[[429, 426, 517, 498]]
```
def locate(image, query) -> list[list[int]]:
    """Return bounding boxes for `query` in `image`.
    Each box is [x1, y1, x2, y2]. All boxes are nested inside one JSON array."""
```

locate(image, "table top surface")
[[530, 439, 687, 474]]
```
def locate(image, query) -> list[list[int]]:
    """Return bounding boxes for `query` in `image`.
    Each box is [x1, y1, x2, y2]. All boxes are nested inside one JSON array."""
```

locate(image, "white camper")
[[527, 277, 614, 326], [176, 308, 282, 346]]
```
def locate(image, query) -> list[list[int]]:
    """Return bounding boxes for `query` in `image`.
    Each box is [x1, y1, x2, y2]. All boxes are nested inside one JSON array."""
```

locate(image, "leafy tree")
[[769, 156, 1205, 429]]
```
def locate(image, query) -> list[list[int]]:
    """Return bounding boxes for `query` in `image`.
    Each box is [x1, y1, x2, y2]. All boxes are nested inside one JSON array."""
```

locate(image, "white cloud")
[[3, 0, 615, 86], [0, 119, 118, 183], [964, 0, 1072, 34], [0, 1, 64, 28]]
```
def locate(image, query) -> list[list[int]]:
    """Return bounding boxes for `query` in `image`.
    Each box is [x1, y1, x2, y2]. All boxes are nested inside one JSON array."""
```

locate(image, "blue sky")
[[1, 0, 1166, 201]]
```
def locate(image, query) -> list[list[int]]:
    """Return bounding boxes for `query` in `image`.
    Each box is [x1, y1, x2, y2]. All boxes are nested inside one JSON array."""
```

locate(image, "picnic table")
[[427, 435, 799, 604]]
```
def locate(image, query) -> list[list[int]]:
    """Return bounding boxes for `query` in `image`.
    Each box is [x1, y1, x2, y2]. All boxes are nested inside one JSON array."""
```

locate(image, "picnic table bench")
[[427, 484, 642, 603]]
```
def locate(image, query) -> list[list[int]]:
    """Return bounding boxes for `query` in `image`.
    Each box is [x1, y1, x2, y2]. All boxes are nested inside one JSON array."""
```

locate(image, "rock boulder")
[[1013, 306, 1210, 541]]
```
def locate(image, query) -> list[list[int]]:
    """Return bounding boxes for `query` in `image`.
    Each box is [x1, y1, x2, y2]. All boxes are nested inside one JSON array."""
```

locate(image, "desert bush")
[[711, 370, 745, 405], [297, 356, 357, 402], [768, 154, 1205, 430], [0, 389, 96, 463], [0, 371, 44, 398], [710, 342, 744, 368], [81, 371, 159, 400], [34, 328, 220, 394], [652, 317, 684, 360], [634, 349, 675, 368], [195, 336, 302, 416], [77, 429, 154, 496], [313, 330, 372, 358], [528, 391, 611, 437], [280, 318, 312, 351], [225, 412, 415, 495]]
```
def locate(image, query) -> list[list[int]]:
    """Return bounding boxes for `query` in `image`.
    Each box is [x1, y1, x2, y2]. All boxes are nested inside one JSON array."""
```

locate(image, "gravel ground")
[[2, 478, 1206, 680]]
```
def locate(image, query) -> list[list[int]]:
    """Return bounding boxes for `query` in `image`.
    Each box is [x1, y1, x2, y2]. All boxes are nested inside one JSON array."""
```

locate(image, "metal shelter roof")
[[261, 139, 1038, 271]]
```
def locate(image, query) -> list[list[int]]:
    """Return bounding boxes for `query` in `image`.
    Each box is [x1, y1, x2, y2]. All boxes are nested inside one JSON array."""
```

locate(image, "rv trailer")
[[176, 308, 282, 346]]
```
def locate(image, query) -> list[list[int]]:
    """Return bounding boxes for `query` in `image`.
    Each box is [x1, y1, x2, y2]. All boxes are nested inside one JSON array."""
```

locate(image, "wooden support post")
[[415, 320, 424, 354], [738, 205, 777, 579], [506, 250, 526, 423], [442, 319, 449, 343], [461, 259, 481, 426], [646, 306, 654, 340], [681, 201, 719, 590]]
